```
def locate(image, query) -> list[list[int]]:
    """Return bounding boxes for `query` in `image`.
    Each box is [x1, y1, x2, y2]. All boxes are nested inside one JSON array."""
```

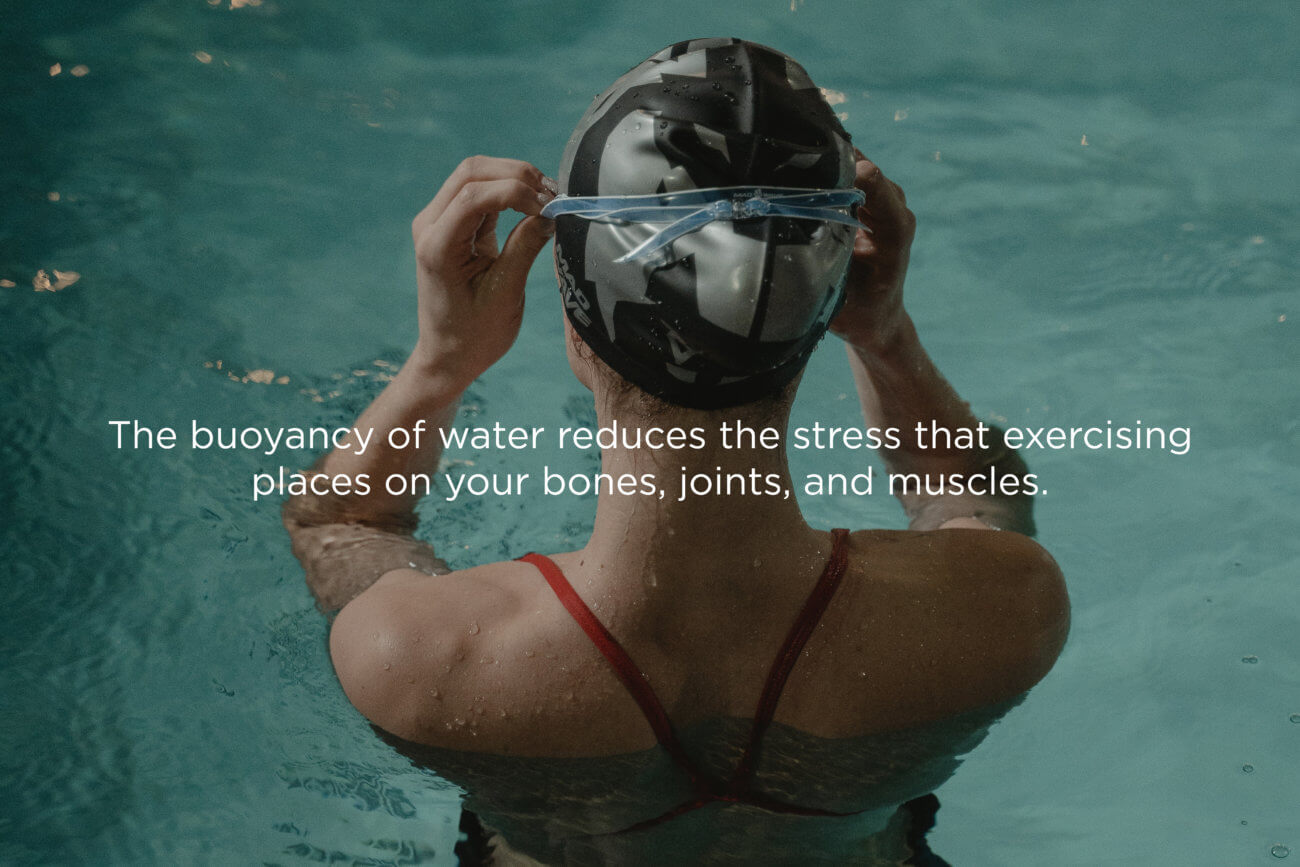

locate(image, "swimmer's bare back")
[[284, 152, 1067, 795], [326, 526, 1066, 757]]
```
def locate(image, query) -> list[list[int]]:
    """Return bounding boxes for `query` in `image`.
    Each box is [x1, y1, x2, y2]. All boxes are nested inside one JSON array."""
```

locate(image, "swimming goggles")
[[540, 186, 867, 263]]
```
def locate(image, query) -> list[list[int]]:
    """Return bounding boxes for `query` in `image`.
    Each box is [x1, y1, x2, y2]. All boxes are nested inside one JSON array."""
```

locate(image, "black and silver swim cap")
[[551, 37, 859, 409]]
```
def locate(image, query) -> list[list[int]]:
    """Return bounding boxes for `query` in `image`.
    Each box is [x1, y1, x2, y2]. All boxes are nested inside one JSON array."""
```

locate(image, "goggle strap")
[[540, 187, 868, 264]]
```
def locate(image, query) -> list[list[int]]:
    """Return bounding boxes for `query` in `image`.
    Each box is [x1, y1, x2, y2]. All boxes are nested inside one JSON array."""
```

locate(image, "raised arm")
[[831, 154, 1035, 534], [282, 156, 556, 611]]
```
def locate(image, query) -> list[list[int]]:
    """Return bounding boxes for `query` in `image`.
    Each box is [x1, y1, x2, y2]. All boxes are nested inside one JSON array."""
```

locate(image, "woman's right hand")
[[408, 156, 557, 390], [829, 152, 916, 349]]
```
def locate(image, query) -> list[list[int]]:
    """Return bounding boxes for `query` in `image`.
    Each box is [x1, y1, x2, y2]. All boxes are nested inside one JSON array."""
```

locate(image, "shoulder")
[[848, 525, 1066, 603], [844, 527, 1069, 708], [919, 528, 1069, 629], [929, 529, 1069, 657], [327, 559, 545, 743]]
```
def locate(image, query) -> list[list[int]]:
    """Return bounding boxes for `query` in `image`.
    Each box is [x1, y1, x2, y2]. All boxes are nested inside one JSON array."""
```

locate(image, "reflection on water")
[[381, 703, 1015, 864], [277, 760, 420, 818], [277, 835, 439, 866]]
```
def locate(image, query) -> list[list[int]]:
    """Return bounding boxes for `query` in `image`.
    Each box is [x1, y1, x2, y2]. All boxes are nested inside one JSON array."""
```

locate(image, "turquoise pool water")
[[3, 0, 1296, 863]]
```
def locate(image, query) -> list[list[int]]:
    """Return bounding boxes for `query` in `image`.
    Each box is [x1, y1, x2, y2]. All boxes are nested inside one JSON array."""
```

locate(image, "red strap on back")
[[518, 552, 699, 776], [519, 528, 853, 825], [731, 527, 850, 788]]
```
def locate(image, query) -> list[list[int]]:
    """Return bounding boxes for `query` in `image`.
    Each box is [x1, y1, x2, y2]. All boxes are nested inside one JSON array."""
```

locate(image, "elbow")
[[985, 446, 1037, 536], [894, 435, 1040, 535], [279, 507, 351, 614]]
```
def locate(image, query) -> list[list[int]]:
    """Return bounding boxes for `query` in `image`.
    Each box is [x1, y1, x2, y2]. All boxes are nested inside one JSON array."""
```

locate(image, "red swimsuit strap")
[[518, 551, 701, 777], [519, 528, 855, 828], [731, 527, 851, 789]]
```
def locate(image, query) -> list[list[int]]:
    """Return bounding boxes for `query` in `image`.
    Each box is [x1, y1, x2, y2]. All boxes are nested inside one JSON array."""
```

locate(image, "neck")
[[579, 385, 819, 583]]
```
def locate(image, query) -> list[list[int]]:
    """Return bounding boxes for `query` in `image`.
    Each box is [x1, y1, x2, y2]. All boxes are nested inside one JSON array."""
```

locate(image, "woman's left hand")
[[829, 151, 915, 350], [409, 156, 557, 389]]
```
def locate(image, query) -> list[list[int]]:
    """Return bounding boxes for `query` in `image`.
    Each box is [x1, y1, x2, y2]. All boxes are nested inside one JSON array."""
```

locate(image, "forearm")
[[282, 354, 461, 610], [844, 315, 1035, 534], [292, 355, 462, 526], [282, 157, 554, 612]]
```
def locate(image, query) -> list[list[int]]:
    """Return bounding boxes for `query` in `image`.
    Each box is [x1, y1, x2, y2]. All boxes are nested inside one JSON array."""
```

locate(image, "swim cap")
[[552, 37, 859, 409]]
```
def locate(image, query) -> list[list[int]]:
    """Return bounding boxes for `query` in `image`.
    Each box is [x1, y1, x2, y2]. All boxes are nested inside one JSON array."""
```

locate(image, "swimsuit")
[[517, 528, 858, 832], [458, 527, 950, 862]]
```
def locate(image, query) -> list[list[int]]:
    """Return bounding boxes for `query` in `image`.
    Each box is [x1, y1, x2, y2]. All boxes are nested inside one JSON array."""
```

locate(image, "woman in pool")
[[285, 38, 1068, 865]]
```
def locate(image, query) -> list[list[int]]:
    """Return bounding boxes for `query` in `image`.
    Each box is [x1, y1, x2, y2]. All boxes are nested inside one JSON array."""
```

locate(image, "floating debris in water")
[[1289, 713, 1300, 724], [33, 269, 80, 292], [1272, 844, 1291, 859], [1241, 764, 1254, 774], [1242, 655, 1259, 664], [819, 87, 847, 106], [49, 62, 89, 77], [204, 360, 289, 385]]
